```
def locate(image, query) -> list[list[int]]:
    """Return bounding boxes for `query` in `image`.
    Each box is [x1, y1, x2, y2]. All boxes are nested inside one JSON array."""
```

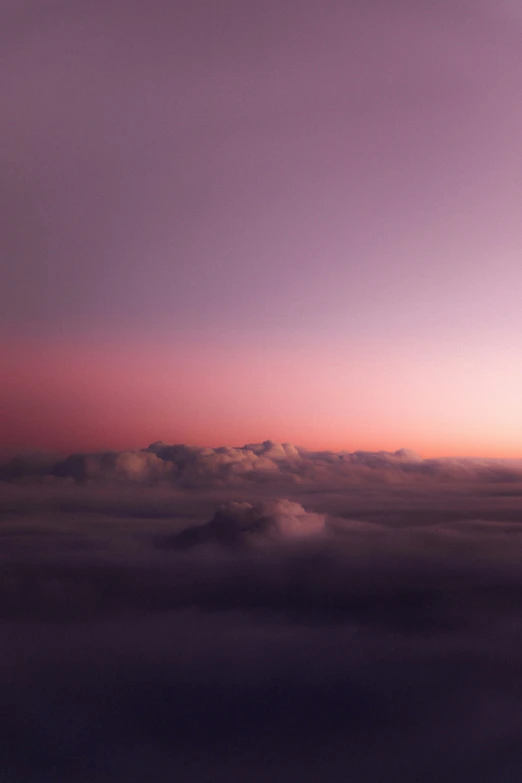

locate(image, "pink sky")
[[2, 332, 521, 458], [1, 0, 522, 457]]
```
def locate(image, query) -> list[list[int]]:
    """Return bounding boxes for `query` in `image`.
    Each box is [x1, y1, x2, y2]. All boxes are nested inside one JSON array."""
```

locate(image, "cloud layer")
[[3, 440, 522, 487], [1, 472, 522, 781]]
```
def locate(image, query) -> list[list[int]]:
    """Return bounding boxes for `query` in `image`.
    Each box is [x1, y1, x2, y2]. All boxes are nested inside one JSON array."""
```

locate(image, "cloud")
[[167, 499, 326, 549], [51, 449, 178, 483], [3, 440, 522, 487], [1, 476, 522, 781]]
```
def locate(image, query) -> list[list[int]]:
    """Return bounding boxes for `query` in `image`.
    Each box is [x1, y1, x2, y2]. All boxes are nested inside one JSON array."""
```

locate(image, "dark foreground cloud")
[[169, 499, 327, 549], [1, 475, 522, 782], [3, 440, 522, 487]]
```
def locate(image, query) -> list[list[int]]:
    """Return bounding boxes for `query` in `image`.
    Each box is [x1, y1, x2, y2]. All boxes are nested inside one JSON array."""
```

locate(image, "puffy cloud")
[[51, 450, 177, 483], [3, 440, 522, 487], [171, 499, 326, 548]]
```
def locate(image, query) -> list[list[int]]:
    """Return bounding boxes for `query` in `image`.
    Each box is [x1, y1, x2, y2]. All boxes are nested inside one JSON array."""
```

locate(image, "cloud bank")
[[3, 440, 522, 486]]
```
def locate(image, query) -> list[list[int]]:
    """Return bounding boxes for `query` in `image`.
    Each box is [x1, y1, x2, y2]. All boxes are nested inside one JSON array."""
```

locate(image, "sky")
[[2, 0, 522, 456]]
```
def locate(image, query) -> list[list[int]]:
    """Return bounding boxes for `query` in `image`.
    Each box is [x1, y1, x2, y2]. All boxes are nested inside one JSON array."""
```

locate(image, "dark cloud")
[[1, 471, 522, 781], [168, 499, 326, 549]]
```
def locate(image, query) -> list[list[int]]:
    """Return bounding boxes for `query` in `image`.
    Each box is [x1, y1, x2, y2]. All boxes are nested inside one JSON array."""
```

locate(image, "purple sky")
[[2, 0, 522, 455]]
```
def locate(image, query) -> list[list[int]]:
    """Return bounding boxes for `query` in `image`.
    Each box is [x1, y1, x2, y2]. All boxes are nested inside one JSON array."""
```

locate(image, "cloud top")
[[171, 499, 326, 549], [2, 440, 522, 486]]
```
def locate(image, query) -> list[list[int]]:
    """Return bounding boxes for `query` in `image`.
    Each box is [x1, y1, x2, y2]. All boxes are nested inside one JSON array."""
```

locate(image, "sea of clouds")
[[1, 442, 522, 781]]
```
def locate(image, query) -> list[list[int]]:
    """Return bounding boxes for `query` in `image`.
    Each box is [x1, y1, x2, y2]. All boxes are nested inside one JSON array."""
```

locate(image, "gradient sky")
[[2, 0, 522, 457]]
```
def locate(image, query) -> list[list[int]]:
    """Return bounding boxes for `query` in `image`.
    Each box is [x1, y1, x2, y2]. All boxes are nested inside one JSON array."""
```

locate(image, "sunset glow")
[[2, 330, 521, 458]]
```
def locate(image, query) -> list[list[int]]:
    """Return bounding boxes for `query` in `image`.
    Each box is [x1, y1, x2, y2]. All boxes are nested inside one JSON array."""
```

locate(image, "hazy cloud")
[[1, 462, 522, 781]]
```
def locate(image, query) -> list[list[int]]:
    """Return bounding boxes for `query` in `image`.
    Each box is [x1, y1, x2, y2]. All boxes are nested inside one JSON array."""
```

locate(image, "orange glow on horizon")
[[1, 336, 521, 459]]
